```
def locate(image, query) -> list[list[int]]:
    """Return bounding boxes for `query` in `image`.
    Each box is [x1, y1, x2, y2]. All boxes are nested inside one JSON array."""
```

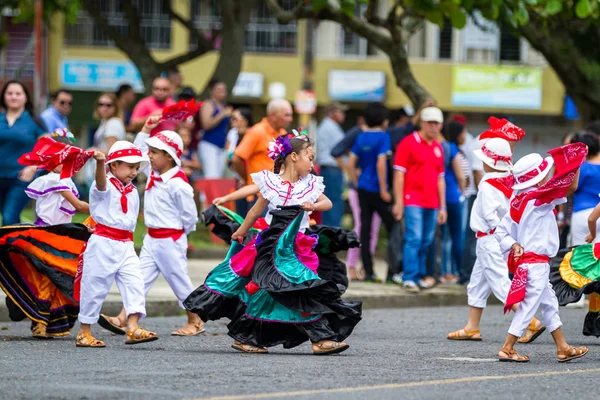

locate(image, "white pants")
[[78, 235, 146, 324], [467, 235, 511, 308], [139, 234, 195, 308], [508, 262, 562, 337], [198, 141, 226, 179], [571, 208, 600, 246]]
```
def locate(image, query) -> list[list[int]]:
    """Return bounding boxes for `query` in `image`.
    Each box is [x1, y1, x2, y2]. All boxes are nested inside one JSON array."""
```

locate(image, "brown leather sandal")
[[518, 320, 546, 344], [75, 331, 105, 348], [125, 327, 159, 345], [557, 346, 588, 363], [231, 341, 268, 353], [498, 347, 529, 362], [32, 323, 53, 340], [171, 321, 205, 336], [312, 340, 349, 355], [447, 328, 482, 341]]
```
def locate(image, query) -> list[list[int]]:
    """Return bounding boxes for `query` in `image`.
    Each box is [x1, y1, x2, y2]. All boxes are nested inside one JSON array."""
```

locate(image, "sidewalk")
[[0, 258, 494, 322]]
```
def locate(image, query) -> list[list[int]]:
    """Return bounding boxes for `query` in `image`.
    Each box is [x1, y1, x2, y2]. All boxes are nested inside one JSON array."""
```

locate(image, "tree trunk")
[[200, 0, 254, 98], [135, 55, 163, 96], [518, 15, 600, 125], [387, 44, 432, 109]]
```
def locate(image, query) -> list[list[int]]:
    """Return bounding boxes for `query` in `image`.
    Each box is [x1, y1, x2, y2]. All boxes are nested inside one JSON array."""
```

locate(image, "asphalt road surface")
[[0, 306, 598, 400]]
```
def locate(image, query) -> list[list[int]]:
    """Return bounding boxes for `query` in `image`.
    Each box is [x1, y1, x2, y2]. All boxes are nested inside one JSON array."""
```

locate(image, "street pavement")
[[0, 306, 597, 400], [0, 258, 480, 322]]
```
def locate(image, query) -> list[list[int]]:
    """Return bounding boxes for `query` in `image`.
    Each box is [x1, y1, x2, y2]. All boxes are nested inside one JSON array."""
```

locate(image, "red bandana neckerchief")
[[510, 143, 588, 224], [485, 174, 515, 199], [109, 177, 135, 213], [18, 137, 93, 179], [146, 168, 189, 191]]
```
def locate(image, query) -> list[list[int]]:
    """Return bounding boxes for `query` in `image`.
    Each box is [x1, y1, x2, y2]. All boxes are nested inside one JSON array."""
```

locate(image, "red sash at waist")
[[93, 224, 134, 242], [148, 228, 184, 241], [504, 251, 550, 314], [508, 252, 550, 275], [476, 228, 495, 239]]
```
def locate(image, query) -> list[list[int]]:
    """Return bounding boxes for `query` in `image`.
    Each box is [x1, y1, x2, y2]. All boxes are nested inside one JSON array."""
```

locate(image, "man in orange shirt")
[[231, 99, 293, 210]]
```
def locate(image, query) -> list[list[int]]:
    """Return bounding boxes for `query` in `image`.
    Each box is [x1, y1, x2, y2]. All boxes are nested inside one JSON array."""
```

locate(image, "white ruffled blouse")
[[250, 170, 325, 232]]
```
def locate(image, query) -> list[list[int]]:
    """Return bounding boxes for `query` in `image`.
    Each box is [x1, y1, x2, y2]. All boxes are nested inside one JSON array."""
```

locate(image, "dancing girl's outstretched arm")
[[585, 202, 600, 244], [213, 185, 259, 205], [231, 197, 268, 241]]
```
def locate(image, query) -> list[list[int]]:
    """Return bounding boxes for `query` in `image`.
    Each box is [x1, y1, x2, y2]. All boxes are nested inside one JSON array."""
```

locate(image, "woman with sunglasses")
[[83, 93, 126, 188], [0, 80, 47, 226]]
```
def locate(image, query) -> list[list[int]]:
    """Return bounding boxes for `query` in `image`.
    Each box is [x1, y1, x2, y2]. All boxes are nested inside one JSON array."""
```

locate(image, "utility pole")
[[34, 0, 43, 113]]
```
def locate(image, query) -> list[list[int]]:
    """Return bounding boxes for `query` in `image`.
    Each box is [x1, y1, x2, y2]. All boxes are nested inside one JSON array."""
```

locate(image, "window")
[[65, 0, 171, 49], [438, 19, 453, 59], [499, 27, 521, 62], [338, 3, 378, 57], [191, 0, 297, 54]]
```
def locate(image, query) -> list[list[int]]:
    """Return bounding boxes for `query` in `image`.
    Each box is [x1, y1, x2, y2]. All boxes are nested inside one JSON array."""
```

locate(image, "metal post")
[[34, 0, 43, 114]]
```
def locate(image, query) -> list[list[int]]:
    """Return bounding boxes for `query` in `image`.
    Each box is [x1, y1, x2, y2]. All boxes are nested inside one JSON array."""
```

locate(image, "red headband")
[[516, 159, 549, 184], [481, 145, 512, 166], [106, 147, 143, 163], [154, 133, 182, 158]]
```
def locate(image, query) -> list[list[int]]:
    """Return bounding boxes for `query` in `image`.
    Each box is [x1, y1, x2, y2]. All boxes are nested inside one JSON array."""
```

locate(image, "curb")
[[0, 291, 501, 323]]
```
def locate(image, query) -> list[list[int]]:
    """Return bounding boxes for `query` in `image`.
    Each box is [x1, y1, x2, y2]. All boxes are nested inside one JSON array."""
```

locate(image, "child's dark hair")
[[570, 130, 599, 157], [363, 102, 389, 128], [443, 121, 465, 144], [273, 137, 312, 174]]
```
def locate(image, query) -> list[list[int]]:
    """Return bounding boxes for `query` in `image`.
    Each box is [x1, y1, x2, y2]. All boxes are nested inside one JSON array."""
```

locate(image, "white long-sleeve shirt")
[[90, 173, 139, 232], [144, 166, 198, 234], [469, 172, 511, 234], [495, 191, 565, 258]]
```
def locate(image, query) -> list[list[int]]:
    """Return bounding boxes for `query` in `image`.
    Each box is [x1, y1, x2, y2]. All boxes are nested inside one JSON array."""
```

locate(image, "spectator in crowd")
[[317, 102, 348, 227], [439, 121, 467, 284], [116, 83, 136, 130], [231, 99, 292, 208], [179, 125, 202, 186], [0, 80, 47, 225], [331, 113, 381, 281], [569, 131, 600, 245], [199, 79, 232, 178], [393, 107, 447, 293], [178, 86, 202, 150], [83, 92, 127, 189], [40, 88, 71, 132], [225, 107, 254, 217], [347, 102, 395, 283], [130, 77, 176, 135], [167, 67, 183, 97], [454, 115, 480, 285]]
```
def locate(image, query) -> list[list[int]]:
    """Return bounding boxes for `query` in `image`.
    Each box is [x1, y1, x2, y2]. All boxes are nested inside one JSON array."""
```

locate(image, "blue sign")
[[328, 70, 386, 102], [60, 59, 144, 92], [564, 95, 580, 120]]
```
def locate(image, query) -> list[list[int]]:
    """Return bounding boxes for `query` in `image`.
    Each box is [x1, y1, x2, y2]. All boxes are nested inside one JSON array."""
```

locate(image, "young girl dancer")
[[0, 130, 92, 338], [447, 138, 543, 343], [495, 143, 588, 362], [100, 121, 203, 336], [184, 134, 362, 355], [76, 141, 158, 348]]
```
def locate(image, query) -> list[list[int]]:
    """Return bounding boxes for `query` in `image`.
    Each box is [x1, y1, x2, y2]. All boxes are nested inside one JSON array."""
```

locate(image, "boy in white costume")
[[447, 138, 543, 343], [495, 148, 588, 362], [76, 141, 158, 347], [101, 119, 203, 336]]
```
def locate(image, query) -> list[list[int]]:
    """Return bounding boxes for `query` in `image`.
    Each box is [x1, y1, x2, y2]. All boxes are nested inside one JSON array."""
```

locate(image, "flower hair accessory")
[[292, 127, 309, 140], [267, 135, 293, 160], [51, 128, 76, 143]]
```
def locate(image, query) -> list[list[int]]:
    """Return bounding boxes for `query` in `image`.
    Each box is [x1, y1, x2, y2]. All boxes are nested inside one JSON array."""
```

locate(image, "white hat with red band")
[[106, 140, 149, 168], [473, 138, 513, 172], [511, 153, 554, 190], [145, 130, 183, 166]]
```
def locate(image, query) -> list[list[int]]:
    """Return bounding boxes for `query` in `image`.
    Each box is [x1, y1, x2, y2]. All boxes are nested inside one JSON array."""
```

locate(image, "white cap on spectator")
[[421, 107, 443, 123]]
